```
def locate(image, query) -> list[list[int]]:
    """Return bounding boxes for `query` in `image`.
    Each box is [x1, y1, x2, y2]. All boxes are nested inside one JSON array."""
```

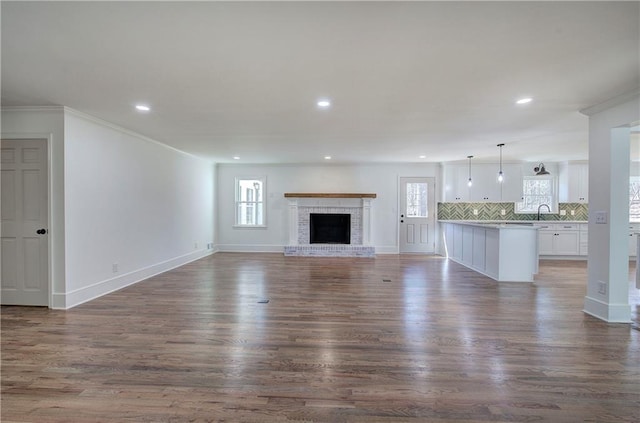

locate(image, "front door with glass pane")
[[399, 177, 435, 254]]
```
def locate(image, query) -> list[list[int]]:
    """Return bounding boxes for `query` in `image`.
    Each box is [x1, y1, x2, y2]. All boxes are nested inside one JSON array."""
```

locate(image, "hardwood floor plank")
[[2, 254, 639, 422]]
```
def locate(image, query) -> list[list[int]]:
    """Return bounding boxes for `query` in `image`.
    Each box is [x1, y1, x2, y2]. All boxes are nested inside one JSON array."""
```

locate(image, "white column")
[[362, 198, 372, 246], [582, 91, 639, 323], [288, 199, 298, 245]]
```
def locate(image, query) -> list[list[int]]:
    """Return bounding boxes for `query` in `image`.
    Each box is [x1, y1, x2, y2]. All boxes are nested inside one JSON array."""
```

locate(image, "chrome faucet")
[[537, 204, 551, 220]]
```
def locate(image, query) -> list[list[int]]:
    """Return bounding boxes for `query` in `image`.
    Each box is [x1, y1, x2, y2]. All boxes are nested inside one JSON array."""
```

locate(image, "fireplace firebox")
[[310, 213, 350, 244]]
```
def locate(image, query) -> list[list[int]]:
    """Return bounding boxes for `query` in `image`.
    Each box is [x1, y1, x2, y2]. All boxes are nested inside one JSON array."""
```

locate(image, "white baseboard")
[[375, 246, 400, 254], [583, 296, 631, 323], [55, 249, 214, 309], [540, 255, 587, 260]]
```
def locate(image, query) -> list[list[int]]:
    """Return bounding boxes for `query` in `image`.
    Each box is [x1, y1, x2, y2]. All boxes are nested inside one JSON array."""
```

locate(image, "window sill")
[[233, 225, 267, 229]]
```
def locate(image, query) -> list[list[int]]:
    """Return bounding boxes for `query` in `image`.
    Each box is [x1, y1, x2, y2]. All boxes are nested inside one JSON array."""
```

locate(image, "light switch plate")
[[473, 209, 479, 215], [560, 210, 566, 216], [595, 211, 608, 224], [598, 281, 607, 295]]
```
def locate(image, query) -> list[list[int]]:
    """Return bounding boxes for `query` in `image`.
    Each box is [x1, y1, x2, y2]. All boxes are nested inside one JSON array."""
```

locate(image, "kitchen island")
[[440, 221, 539, 282]]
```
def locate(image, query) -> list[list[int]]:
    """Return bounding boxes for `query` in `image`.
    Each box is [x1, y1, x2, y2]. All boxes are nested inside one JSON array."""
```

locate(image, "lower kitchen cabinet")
[[537, 223, 580, 256], [446, 221, 639, 260], [579, 224, 588, 255], [630, 224, 640, 257], [441, 221, 538, 282]]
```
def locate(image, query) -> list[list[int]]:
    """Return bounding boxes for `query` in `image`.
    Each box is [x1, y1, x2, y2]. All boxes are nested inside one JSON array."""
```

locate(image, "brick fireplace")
[[283, 193, 376, 257]]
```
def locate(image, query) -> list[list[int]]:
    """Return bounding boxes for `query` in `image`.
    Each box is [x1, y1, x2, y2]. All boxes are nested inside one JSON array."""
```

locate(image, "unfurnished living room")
[[1, 2, 639, 422]]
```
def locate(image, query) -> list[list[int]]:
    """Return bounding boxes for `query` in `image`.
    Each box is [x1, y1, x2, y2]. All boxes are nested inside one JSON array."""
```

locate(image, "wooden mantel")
[[284, 193, 377, 199]]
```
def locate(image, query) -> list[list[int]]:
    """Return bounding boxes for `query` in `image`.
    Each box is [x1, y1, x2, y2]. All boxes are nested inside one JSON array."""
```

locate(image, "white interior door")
[[1, 139, 49, 306], [399, 177, 435, 254]]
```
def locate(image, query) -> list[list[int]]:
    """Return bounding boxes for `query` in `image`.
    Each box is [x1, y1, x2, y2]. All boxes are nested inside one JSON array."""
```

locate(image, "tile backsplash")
[[437, 202, 588, 221]]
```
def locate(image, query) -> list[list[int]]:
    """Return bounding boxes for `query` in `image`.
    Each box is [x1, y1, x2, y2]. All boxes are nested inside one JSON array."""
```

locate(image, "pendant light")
[[467, 155, 473, 187], [497, 143, 505, 183]]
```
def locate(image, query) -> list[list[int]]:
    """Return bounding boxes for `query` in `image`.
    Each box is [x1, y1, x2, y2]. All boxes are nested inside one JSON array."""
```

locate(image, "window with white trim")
[[235, 177, 265, 226], [515, 176, 557, 213], [630, 177, 640, 222]]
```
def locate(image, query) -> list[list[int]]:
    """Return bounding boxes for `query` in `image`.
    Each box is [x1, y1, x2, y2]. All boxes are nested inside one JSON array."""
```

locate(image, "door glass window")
[[406, 182, 428, 217]]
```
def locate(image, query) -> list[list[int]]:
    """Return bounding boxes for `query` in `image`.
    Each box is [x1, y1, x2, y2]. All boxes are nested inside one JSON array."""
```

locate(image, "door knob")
[[36, 228, 47, 235]]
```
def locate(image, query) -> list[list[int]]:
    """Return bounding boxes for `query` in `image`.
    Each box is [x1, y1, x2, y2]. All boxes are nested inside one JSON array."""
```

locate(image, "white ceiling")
[[2, 1, 639, 164]]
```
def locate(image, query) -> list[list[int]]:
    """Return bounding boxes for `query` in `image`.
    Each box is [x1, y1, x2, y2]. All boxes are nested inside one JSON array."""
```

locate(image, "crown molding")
[[1, 105, 65, 113], [580, 88, 640, 117]]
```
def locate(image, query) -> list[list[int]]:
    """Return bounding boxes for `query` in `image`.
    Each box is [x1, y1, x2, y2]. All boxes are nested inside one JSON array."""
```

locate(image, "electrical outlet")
[[473, 209, 479, 216], [112, 263, 118, 273], [560, 210, 566, 216], [598, 281, 607, 295], [571, 210, 575, 216], [501, 209, 506, 216], [595, 211, 608, 224], [194, 242, 198, 249]]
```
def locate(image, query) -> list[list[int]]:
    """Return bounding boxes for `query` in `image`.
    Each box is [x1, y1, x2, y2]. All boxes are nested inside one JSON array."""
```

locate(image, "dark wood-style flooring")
[[2, 254, 639, 422]]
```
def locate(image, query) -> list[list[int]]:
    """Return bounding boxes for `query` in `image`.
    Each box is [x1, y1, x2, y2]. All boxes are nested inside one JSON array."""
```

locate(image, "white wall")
[[2, 107, 67, 307], [216, 163, 439, 253], [62, 110, 215, 307]]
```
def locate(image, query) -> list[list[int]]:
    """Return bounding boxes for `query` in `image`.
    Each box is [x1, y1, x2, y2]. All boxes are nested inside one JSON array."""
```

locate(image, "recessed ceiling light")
[[324, 156, 332, 160], [135, 104, 151, 112], [317, 99, 331, 108], [516, 97, 532, 105], [419, 155, 426, 159], [233, 156, 240, 160]]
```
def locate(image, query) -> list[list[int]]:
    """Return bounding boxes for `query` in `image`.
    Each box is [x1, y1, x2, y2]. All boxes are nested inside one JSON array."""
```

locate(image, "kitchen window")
[[515, 176, 557, 213], [235, 177, 265, 227], [630, 177, 640, 222]]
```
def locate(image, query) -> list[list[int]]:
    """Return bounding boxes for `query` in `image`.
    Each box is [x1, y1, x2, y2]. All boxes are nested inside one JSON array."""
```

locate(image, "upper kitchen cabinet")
[[469, 165, 502, 201], [443, 164, 471, 202], [559, 162, 589, 203], [443, 163, 523, 202], [499, 163, 524, 202]]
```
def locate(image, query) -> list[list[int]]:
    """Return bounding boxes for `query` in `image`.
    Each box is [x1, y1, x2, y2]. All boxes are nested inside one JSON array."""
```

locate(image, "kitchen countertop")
[[438, 220, 587, 225], [438, 220, 540, 229]]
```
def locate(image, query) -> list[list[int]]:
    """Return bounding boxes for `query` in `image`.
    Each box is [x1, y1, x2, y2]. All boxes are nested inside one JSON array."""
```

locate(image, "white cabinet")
[[469, 166, 502, 202], [472, 227, 486, 270], [485, 230, 499, 278], [500, 163, 524, 202], [443, 165, 471, 202], [629, 232, 637, 257], [569, 163, 589, 203], [443, 163, 523, 202], [453, 224, 463, 260], [559, 162, 589, 203], [579, 224, 588, 255], [538, 230, 555, 255], [537, 223, 580, 256], [441, 222, 538, 282], [462, 226, 473, 263], [555, 231, 580, 255]]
